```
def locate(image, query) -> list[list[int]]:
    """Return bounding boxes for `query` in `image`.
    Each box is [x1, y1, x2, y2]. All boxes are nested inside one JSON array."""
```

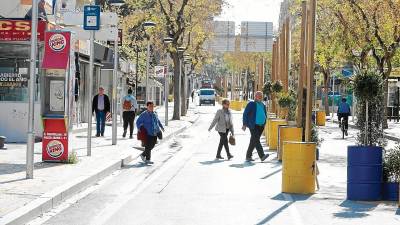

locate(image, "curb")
[[332, 120, 400, 142], [0, 116, 198, 225]]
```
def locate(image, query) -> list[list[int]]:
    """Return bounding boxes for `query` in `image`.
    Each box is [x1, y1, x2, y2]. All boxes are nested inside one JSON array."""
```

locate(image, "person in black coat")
[[92, 87, 110, 137]]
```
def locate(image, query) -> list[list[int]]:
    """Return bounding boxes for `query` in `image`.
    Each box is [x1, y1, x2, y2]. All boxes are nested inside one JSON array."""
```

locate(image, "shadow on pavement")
[[123, 162, 152, 169], [396, 208, 400, 215], [229, 162, 255, 168], [0, 177, 27, 184], [199, 159, 225, 165], [272, 193, 312, 202], [255, 201, 294, 225], [333, 200, 377, 219], [260, 168, 282, 179], [318, 155, 347, 167], [0, 162, 62, 175]]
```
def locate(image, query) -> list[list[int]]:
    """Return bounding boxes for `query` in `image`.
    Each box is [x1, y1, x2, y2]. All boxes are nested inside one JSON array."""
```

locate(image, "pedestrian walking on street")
[[136, 101, 164, 164], [242, 91, 269, 162], [208, 99, 234, 160], [122, 89, 138, 139], [92, 87, 110, 137], [191, 90, 195, 102]]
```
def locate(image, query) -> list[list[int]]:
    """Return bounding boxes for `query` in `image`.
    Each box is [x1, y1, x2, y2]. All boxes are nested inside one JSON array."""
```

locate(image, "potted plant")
[[263, 81, 272, 98], [277, 91, 296, 122], [382, 144, 400, 201], [272, 80, 283, 94], [347, 70, 386, 201]]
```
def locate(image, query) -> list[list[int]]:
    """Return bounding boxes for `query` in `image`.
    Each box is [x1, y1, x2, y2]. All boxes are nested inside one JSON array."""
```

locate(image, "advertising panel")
[[0, 20, 47, 41], [42, 31, 71, 69]]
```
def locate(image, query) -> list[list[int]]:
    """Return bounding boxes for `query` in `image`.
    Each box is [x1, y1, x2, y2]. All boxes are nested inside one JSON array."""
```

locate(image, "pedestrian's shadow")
[[333, 200, 377, 219], [199, 159, 225, 165], [396, 208, 400, 216], [229, 162, 255, 168], [123, 162, 152, 168]]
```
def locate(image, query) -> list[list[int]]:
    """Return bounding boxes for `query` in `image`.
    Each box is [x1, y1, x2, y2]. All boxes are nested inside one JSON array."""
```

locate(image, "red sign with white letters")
[[0, 19, 47, 41], [42, 31, 71, 69], [42, 118, 69, 162]]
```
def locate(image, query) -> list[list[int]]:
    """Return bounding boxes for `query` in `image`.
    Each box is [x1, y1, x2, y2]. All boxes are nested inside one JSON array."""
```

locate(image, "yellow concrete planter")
[[265, 116, 277, 144], [240, 101, 248, 109], [282, 142, 316, 194], [230, 101, 242, 111], [316, 111, 326, 126], [278, 126, 303, 161], [268, 119, 287, 151]]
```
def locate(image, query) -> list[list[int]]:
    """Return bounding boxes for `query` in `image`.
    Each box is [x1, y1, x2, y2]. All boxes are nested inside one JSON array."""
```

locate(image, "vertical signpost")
[[83, 5, 100, 156], [27, 0, 38, 179]]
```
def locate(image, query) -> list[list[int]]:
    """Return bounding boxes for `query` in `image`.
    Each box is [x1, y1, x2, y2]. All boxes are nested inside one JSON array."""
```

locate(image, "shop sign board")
[[0, 73, 28, 87], [42, 118, 69, 162], [42, 31, 71, 69], [0, 19, 47, 41]]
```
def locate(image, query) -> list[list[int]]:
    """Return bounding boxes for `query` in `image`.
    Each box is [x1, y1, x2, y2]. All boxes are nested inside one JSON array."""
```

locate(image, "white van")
[[198, 88, 216, 106]]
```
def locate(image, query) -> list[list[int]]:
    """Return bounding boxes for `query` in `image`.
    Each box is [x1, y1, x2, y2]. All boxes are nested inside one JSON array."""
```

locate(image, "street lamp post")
[[143, 21, 156, 103], [109, 0, 124, 145], [163, 37, 173, 126], [26, 0, 38, 179]]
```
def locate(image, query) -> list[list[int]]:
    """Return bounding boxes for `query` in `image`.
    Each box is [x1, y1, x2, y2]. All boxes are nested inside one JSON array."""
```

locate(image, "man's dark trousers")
[[123, 111, 136, 136], [96, 111, 106, 135], [246, 125, 266, 159], [142, 135, 157, 160]]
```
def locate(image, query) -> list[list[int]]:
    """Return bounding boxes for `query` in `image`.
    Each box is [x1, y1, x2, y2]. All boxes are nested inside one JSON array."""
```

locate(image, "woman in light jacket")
[[208, 99, 234, 160]]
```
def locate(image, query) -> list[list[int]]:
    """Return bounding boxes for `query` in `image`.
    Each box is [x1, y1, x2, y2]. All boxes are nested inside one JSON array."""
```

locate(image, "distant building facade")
[[240, 21, 273, 53], [206, 21, 236, 53]]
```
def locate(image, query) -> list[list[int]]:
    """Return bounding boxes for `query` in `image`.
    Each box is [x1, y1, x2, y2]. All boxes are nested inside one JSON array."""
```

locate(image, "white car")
[[198, 89, 216, 106]]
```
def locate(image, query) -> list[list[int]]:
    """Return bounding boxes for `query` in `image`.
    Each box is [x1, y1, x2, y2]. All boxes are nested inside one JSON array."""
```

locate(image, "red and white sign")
[[42, 31, 71, 69], [154, 65, 167, 78], [42, 118, 69, 162], [0, 20, 47, 41]]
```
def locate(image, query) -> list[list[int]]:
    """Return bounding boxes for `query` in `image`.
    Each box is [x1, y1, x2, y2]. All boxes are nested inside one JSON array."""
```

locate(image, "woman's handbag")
[[228, 134, 236, 146]]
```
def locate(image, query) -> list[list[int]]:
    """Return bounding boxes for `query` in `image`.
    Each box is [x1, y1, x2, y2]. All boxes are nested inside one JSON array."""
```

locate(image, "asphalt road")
[[27, 104, 400, 225]]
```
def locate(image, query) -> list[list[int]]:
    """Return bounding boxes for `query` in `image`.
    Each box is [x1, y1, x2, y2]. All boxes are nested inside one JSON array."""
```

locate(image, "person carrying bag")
[[208, 99, 234, 160]]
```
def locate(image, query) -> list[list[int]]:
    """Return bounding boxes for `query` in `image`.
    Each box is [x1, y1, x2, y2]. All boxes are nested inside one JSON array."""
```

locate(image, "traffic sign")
[[83, 5, 100, 30]]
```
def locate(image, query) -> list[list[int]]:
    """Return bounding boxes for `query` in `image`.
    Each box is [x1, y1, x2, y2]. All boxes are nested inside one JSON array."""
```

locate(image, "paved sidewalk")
[[0, 103, 199, 225]]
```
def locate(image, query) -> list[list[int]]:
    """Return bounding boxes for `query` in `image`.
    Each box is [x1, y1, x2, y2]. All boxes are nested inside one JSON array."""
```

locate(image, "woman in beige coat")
[[208, 99, 234, 160]]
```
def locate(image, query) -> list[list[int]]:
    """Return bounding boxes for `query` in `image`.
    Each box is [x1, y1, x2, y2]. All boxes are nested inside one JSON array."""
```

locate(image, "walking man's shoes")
[[216, 156, 224, 160], [261, 154, 270, 162], [228, 155, 234, 160], [140, 154, 146, 163], [246, 158, 255, 162], [129, 135, 133, 139], [123, 130, 127, 138], [96, 133, 100, 137]]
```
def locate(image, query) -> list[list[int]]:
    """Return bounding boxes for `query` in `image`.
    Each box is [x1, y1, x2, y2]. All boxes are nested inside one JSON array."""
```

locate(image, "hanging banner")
[[42, 31, 71, 69]]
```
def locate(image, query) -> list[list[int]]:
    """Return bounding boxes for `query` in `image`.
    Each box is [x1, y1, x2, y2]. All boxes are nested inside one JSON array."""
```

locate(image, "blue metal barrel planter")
[[347, 146, 383, 201], [382, 182, 399, 201]]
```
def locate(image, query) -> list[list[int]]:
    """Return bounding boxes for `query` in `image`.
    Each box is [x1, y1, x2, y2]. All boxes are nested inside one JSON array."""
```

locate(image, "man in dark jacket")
[[242, 91, 269, 162], [92, 87, 110, 137]]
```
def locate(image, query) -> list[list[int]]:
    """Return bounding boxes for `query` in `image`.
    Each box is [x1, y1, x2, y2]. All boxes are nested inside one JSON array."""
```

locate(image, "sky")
[[215, 0, 283, 33]]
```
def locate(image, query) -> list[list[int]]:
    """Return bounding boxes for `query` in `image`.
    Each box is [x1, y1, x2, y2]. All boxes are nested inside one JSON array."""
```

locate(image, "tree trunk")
[[323, 71, 330, 115], [181, 70, 187, 116], [383, 78, 388, 129], [172, 53, 180, 120]]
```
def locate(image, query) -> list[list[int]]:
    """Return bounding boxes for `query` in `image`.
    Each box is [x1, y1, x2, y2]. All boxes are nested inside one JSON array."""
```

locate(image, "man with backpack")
[[122, 89, 138, 138]]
